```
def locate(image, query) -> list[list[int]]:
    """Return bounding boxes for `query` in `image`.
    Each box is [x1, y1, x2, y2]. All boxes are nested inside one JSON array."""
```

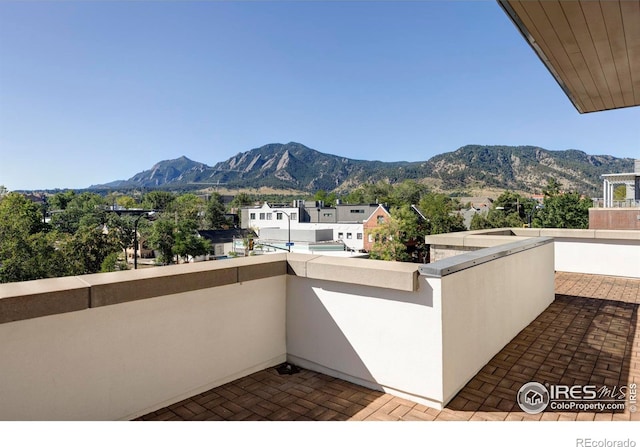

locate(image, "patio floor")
[[137, 272, 640, 421]]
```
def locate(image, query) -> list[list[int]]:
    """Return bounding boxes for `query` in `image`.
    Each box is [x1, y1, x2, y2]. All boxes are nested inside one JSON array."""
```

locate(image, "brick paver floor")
[[137, 272, 640, 421]]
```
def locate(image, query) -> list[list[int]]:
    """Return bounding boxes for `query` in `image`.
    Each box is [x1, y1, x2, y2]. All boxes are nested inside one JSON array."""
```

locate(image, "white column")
[[626, 181, 635, 201]]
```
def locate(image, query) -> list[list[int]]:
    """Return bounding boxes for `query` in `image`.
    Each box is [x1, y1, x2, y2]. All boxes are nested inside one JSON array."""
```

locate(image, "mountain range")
[[92, 142, 634, 197]]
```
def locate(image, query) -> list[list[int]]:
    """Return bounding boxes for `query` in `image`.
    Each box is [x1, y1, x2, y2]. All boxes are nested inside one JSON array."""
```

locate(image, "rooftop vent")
[[275, 362, 301, 375]]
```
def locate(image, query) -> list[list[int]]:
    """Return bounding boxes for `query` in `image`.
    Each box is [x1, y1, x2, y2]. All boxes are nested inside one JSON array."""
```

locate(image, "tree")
[[61, 225, 121, 275], [148, 214, 210, 264], [100, 252, 128, 273], [229, 192, 253, 209], [469, 191, 536, 229], [204, 192, 228, 229], [314, 190, 337, 206], [50, 192, 107, 234], [116, 195, 138, 210], [543, 177, 562, 197], [390, 180, 428, 208], [0, 193, 49, 283], [49, 190, 76, 210], [345, 181, 394, 206], [142, 191, 175, 212], [173, 220, 211, 262], [613, 185, 627, 201], [533, 179, 591, 228], [368, 205, 425, 262], [419, 193, 466, 235], [469, 212, 491, 231], [147, 217, 173, 264], [169, 194, 205, 227]]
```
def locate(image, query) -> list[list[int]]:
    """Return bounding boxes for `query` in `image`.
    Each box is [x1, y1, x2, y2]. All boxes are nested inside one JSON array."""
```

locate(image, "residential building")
[[589, 160, 640, 230], [241, 201, 378, 252], [198, 229, 257, 258], [362, 204, 391, 252]]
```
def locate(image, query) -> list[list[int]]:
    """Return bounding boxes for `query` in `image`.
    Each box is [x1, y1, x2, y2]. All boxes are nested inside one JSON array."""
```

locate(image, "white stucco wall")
[[439, 242, 555, 403], [0, 276, 287, 421], [554, 239, 640, 278], [285, 275, 445, 408]]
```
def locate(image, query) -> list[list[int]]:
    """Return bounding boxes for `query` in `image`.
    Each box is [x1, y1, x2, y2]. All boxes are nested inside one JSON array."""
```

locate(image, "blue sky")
[[1, 1, 638, 190]]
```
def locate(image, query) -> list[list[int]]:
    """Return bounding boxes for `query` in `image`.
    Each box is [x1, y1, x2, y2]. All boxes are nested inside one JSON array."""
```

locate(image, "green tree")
[[543, 177, 562, 197], [173, 220, 211, 262], [345, 181, 394, 206], [470, 191, 536, 229], [50, 192, 107, 234], [0, 193, 50, 283], [49, 190, 76, 210], [148, 217, 175, 264], [314, 190, 337, 206], [419, 193, 466, 235], [61, 225, 121, 275], [390, 180, 429, 208], [142, 191, 175, 212], [469, 212, 492, 230], [204, 192, 229, 229], [168, 194, 205, 227], [533, 179, 591, 229], [229, 192, 253, 209], [613, 185, 627, 201], [100, 252, 128, 273], [116, 195, 138, 210], [369, 205, 425, 262]]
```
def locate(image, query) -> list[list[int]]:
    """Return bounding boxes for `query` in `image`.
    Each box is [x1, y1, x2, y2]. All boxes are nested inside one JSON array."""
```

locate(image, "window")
[[259, 213, 265, 220], [266, 214, 272, 220], [377, 216, 385, 224], [276, 213, 283, 220], [290, 212, 297, 221], [368, 234, 373, 243], [346, 233, 352, 239], [250, 213, 256, 219], [338, 232, 343, 239], [357, 233, 363, 240], [350, 209, 364, 214], [323, 213, 332, 217]]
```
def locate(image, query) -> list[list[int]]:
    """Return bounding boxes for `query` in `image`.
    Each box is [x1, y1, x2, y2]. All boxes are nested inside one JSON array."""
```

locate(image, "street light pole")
[[132, 211, 155, 269], [108, 209, 156, 270], [274, 210, 291, 252], [133, 214, 143, 270]]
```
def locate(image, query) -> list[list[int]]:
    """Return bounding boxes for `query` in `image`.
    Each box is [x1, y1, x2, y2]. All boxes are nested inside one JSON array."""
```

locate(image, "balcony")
[[137, 270, 639, 422], [0, 229, 638, 427]]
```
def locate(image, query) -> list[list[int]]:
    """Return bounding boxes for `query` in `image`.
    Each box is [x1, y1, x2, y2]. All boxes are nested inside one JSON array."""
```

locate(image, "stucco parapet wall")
[[287, 253, 419, 292], [425, 231, 530, 248], [511, 228, 640, 240], [82, 254, 289, 307], [0, 253, 421, 324], [426, 228, 640, 247], [419, 237, 553, 277], [0, 254, 289, 322], [424, 228, 514, 246], [0, 276, 90, 324]]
